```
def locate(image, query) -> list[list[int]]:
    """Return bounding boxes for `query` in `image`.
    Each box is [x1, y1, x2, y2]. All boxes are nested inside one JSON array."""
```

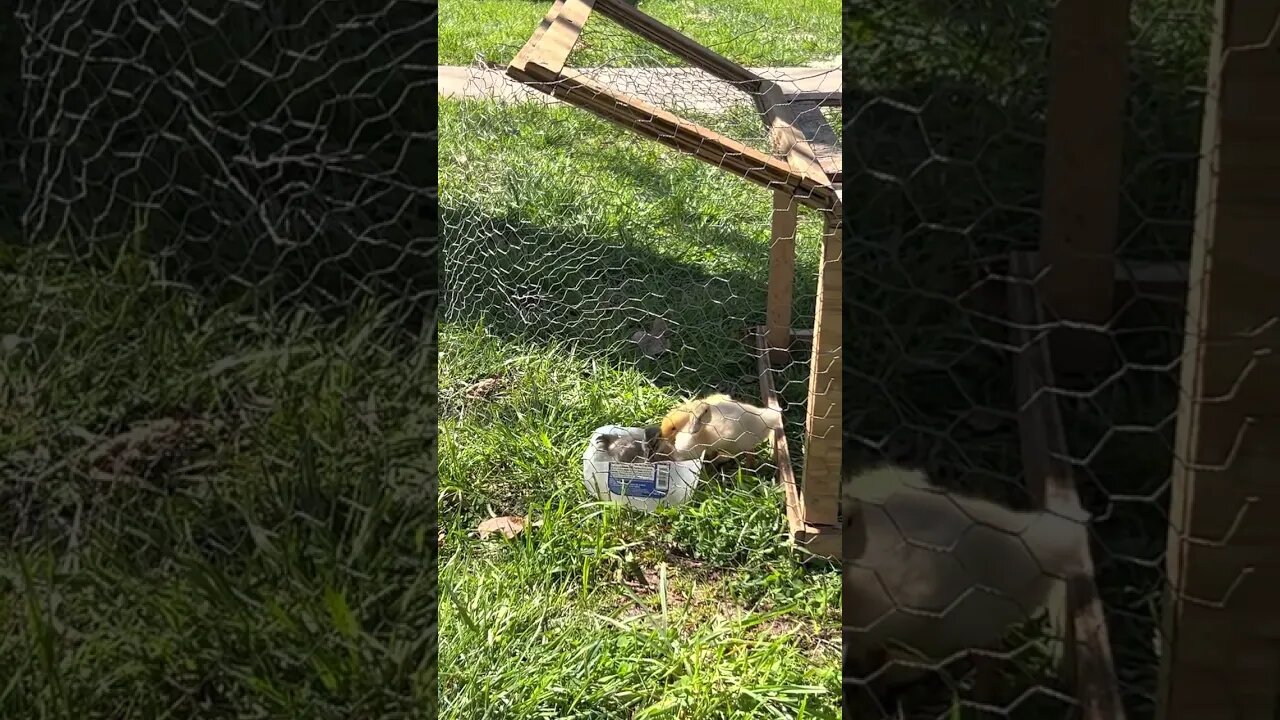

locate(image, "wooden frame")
[[755, 326, 841, 560], [1007, 3, 1280, 717], [507, 0, 841, 210], [507, 0, 843, 559], [1009, 252, 1127, 720], [1037, 0, 1131, 374], [1156, 0, 1280, 717]]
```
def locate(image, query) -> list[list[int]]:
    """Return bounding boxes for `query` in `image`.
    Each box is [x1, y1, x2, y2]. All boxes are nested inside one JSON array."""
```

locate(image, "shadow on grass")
[[441, 199, 820, 404], [2, 238, 439, 717]]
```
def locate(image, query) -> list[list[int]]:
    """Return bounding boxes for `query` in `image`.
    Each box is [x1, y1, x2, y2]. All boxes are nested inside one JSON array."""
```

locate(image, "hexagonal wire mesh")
[[439, 5, 841, 711], [844, 0, 1220, 719], [2, 1, 438, 715], [441, 9, 840, 514]]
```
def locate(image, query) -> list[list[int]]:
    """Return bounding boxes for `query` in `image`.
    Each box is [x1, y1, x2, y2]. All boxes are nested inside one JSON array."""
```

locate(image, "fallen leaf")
[[438, 528, 446, 548], [477, 515, 527, 540], [464, 375, 505, 401], [631, 318, 671, 358], [82, 416, 215, 481]]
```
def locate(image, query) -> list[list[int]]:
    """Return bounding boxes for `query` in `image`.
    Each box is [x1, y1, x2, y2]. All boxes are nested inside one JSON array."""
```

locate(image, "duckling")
[[657, 393, 783, 463], [595, 426, 677, 464], [843, 464, 1089, 717]]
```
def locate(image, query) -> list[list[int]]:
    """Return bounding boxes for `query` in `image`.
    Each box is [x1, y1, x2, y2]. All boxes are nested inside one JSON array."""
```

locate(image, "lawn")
[[1, 241, 438, 716], [438, 94, 841, 720], [439, 0, 841, 68]]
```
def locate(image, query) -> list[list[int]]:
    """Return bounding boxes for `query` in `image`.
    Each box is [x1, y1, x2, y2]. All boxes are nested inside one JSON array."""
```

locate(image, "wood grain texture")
[[802, 217, 841, 527], [1158, 2, 1280, 717], [507, 61, 841, 210], [766, 190, 798, 366], [756, 327, 840, 560], [510, 0, 596, 76], [755, 82, 842, 185]]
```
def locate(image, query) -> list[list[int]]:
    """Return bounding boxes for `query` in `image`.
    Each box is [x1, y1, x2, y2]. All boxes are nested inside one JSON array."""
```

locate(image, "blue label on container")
[[607, 462, 671, 498]]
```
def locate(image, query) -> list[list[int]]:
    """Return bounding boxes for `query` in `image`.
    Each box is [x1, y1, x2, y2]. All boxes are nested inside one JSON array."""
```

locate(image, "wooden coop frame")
[[507, 0, 843, 560], [999, 0, 1280, 719]]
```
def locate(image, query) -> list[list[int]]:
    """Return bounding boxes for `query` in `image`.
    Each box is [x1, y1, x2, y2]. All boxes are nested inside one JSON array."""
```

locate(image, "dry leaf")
[[477, 515, 527, 540], [464, 375, 505, 401], [437, 528, 446, 548], [82, 417, 214, 482], [631, 318, 671, 358]]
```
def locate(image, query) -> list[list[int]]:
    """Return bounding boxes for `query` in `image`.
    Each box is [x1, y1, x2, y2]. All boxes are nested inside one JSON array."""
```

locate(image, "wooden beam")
[[1158, 1, 1280, 717], [506, 61, 841, 211], [593, 0, 760, 87], [510, 0, 596, 76], [1009, 251, 1127, 720], [1038, 0, 1131, 373], [755, 326, 840, 561], [755, 81, 842, 186], [801, 216, 841, 528], [782, 90, 841, 108], [766, 190, 798, 366], [755, 326, 803, 536]]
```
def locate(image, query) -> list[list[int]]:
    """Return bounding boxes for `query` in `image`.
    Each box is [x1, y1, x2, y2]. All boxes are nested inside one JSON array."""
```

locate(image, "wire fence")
[[1, 1, 438, 716], [441, 14, 839, 482], [844, 0, 1214, 718], [438, 6, 843, 717]]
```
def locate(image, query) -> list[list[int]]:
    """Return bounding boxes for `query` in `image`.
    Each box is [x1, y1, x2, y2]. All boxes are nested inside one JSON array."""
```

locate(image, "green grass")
[[1, 241, 438, 717], [439, 0, 840, 67], [439, 96, 840, 719]]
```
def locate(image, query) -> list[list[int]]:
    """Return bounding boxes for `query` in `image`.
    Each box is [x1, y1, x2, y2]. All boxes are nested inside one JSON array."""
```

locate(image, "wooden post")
[[802, 214, 841, 528], [1157, 2, 1280, 718], [766, 190, 797, 365], [1010, 252, 1126, 719], [1038, 0, 1130, 373]]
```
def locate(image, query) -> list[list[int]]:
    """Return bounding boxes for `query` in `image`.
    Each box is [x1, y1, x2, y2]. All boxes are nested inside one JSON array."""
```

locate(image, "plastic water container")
[[582, 425, 702, 511]]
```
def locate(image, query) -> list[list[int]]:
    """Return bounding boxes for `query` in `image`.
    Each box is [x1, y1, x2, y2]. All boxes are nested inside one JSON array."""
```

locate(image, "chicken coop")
[[845, 0, 1280, 717], [501, 0, 844, 559]]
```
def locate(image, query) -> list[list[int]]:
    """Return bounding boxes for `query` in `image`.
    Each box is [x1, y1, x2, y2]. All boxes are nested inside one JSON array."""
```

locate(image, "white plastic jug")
[[582, 425, 702, 511]]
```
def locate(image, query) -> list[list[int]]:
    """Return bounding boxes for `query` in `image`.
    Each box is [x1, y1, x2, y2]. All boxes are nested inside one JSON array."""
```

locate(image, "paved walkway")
[[438, 64, 840, 113]]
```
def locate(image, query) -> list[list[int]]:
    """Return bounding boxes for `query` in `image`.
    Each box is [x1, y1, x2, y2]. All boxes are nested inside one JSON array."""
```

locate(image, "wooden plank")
[[1159, 604, 1280, 720], [510, 0, 596, 76], [755, 81, 842, 185], [1008, 251, 1127, 720], [756, 326, 804, 537], [1158, 2, 1280, 717], [788, 100, 841, 184], [766, 191, 798, 366], [755, 326, 840, 561], [801, 216, 841, 528], [1038, 0, 1131, 373], [593, 0, 760, 87], [506, 60, 841, 211], [795, 525, 841, 560], [783, 90, 841, 108]]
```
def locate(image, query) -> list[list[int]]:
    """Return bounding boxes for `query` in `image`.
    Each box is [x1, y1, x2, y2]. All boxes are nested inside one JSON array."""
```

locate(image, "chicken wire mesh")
[[441, 13, 840, 485], [843, 0, 1216, 718], [438, 8, 842, 715], [1, 1, 438, 715]]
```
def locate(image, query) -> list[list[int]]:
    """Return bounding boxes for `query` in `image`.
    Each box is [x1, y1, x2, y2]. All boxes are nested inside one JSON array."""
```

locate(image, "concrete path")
[[438, 64, 840, 113]]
